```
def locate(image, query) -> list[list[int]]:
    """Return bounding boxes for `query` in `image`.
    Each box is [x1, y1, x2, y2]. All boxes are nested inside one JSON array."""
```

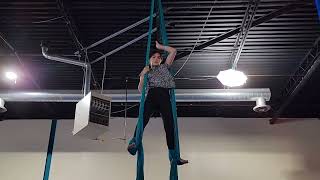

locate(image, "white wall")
[[1, 117, 320, 180]]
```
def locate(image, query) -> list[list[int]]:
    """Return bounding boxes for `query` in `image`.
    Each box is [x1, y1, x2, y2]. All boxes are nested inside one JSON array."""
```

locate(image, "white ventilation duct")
[[0, 89, 270, 103]]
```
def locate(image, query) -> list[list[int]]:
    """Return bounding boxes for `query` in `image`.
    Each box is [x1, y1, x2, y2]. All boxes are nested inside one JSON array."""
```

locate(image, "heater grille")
[[89, 96, 111, 126]]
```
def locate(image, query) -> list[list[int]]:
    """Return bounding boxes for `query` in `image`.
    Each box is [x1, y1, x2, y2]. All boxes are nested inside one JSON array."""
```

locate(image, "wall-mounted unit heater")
[[73, 92, 111, 139]]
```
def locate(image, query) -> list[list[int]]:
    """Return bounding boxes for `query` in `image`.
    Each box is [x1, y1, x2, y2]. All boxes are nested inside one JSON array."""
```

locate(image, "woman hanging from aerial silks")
[[127, 41, 188, 166]]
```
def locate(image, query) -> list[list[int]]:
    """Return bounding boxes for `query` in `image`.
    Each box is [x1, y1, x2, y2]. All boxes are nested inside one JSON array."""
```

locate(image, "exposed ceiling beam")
[[270, 37, 320, 124], [230, 0, 260, 69], [175, 1, 310, 61]]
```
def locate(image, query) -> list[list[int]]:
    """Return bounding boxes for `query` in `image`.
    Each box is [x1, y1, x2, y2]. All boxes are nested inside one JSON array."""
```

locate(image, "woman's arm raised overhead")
[[156, 41, 177, 66]]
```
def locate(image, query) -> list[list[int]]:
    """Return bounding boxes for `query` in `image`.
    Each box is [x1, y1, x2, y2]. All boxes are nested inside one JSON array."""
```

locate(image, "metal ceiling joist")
[[175, 1, 310, 61], [230, 0, 260, 69], [270, 36, 320, 124]]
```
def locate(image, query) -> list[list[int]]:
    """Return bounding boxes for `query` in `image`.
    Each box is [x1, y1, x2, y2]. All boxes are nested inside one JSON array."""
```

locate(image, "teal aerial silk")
[[130, 0, 181, 179], [316, 0, 320, 21]]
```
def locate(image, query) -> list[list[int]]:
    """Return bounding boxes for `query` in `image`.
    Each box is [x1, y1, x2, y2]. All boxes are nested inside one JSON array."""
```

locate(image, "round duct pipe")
[[0, 89, 271, 103]]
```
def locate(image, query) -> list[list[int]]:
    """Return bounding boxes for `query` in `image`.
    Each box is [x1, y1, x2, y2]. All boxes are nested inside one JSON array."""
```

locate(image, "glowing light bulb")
[[217, 69, 247, 87]]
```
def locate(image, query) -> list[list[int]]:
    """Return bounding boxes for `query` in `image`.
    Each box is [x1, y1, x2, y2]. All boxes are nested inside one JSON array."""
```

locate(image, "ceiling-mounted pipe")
[[91, 28, 157, 64], [41, 46, 86, 67], [41, 44, 91, 95], [75, 8, 173, 55], [78, 13, 158, 53], [0, 89, 271, 103], [84, 64, 91, 96]]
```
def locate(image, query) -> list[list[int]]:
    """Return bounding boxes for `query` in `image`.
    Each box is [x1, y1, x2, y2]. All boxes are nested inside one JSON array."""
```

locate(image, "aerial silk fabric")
[[132, 0, 181, 179]]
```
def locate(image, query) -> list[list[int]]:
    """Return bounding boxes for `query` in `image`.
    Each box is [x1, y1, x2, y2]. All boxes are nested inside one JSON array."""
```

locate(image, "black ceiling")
[[1, 0, 320, 120]]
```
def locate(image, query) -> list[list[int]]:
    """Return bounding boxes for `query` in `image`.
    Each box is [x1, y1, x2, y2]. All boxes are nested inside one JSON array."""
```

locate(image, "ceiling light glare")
[[217, 69, 247, 87], [5, 71, 17, 83]]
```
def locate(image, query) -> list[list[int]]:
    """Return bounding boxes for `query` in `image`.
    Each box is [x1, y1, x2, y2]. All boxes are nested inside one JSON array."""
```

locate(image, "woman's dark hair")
[[149, 49, 162, 59]]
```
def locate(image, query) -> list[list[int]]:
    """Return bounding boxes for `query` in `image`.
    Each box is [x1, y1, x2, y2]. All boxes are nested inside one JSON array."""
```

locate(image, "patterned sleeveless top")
[[147, 63, 175, 89]]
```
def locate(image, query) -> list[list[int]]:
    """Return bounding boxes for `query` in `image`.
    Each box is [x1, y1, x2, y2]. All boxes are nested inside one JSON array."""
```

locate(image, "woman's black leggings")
[[133, 87, 175, 149]]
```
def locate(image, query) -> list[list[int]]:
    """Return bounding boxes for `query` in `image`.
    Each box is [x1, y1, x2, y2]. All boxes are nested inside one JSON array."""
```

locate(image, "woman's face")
[[150, 52, 162, 66]]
